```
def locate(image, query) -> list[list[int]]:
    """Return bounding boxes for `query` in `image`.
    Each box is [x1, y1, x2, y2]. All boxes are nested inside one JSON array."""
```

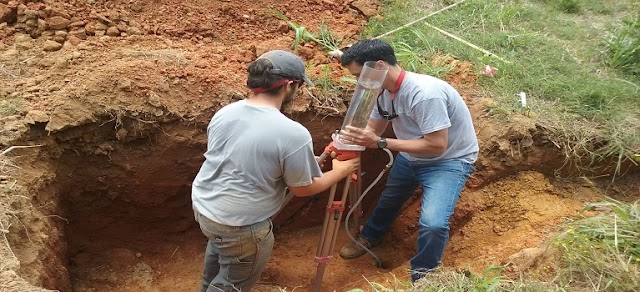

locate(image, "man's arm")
[[385, 129, 448, 156], [339, 126, 448, 156], [364, 118, 448, 156], [288, 158, 359, 197]]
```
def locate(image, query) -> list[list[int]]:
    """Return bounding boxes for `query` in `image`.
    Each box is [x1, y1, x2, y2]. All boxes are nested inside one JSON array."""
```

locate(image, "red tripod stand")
[[312, 141, 362, 292]]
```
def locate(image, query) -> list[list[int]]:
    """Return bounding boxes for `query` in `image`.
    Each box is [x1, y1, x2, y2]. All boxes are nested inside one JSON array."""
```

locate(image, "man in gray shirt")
[[338, 39, 478, 282], [192, 50, 359, 291]]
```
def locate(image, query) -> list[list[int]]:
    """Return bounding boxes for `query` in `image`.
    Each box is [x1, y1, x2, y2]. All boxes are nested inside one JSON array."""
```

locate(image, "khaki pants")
[[194, 208, 274, 292]]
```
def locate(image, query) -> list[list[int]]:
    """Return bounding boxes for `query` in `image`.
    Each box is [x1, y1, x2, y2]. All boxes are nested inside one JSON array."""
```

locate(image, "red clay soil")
[[0, 0, 368, 143], [1, 0, 639, 292]]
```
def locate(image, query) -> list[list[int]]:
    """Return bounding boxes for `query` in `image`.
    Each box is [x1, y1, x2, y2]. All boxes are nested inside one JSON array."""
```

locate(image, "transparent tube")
[[341, 61, 389, 130], [334, 61, 389, 150]]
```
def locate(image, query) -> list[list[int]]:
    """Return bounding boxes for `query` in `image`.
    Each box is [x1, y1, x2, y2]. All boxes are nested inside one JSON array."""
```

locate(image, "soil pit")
[[8, 114, 615, 292], [42, 115, 407, 292]]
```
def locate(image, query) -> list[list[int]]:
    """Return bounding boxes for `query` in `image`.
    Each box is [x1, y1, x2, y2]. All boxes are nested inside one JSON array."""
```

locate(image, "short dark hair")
[[247, 59, 289, 95], [340, 39, 397, 66]]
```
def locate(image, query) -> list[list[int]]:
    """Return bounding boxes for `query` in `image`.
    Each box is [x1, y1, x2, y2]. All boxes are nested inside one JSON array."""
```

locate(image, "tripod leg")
[[328, 177, 352, 254], [312, 177, 352, 292], [348, 181, 359, 231], [349, 162, 363, 231], [315, 184, 338, 257]]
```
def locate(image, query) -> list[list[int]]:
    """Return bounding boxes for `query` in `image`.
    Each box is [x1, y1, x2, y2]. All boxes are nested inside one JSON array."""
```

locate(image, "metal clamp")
[[326, 201, 345, 213], [314, 255, 333, 264]]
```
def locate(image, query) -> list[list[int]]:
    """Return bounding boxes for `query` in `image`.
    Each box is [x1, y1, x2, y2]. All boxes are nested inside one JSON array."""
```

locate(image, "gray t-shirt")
[[192, 100, 322, 226], [372, 72, 479, 164]]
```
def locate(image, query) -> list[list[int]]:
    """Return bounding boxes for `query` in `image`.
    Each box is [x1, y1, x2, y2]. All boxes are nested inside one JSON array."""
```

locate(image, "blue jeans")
[[360, 154, 474, 282], [194, 208, 274, 292]]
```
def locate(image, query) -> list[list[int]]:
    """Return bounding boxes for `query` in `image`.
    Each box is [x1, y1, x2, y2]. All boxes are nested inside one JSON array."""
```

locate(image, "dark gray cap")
[[258, 50, 314, 87]]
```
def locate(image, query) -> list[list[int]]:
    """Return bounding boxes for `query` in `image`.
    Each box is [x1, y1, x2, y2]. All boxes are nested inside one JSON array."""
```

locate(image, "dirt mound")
[[1, 0, 371, 148], [444, 171, 597, 270]]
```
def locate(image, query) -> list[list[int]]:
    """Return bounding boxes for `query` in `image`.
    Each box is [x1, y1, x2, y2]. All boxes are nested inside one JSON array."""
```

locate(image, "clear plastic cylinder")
[[334, 61, 389, 150]]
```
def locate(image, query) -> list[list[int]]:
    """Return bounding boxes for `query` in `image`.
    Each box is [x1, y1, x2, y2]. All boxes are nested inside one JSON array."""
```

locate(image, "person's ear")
[[286, 80, 295, 90]]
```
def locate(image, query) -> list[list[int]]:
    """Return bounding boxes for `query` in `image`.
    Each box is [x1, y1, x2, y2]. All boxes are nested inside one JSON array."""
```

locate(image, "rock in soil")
[[106, 26, 120, 37], [46, 16, 71, 30], [0, 3, 17, 24], [43, 39, 62, 51]]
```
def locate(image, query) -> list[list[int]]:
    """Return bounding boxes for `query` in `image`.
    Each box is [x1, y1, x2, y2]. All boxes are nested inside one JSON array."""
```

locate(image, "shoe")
[[339, 236, 379, 259]]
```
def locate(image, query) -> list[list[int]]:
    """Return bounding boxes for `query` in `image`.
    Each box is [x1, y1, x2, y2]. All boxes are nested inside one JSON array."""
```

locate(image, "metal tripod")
[[311, 142, 362, 292], [274, 141, 365, 292]]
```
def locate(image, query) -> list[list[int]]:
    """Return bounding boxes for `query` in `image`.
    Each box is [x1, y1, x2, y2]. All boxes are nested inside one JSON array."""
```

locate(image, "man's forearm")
[[290, 169, 351, 197], [385, 137, 446, 156], [341, 123, 447, 156]]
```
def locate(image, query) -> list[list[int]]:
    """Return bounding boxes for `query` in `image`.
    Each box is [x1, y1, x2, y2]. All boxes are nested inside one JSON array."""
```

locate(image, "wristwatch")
[[377, 137, 387, 149]]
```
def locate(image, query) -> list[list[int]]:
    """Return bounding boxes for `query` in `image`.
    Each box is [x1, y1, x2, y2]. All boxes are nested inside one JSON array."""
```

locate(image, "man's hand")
[[288, 156, 360, 197], [332, 156, 360, 176], [340, 126, 380, 148]]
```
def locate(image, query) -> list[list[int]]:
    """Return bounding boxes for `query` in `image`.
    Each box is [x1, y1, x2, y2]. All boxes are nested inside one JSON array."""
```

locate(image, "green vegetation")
[[410, 266, 552, 291], [273, 11, 342, 53], [307, 64, 349, 114], [552, 0, 582, 14], [606, 13, 640, 76], [347, 266, 558, 291], [363, 0, 639, 174], [554, 199, 640, 291]]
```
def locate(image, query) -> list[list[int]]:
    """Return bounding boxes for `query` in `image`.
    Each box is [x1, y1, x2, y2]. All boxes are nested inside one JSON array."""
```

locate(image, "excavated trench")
[[27, 113, 407, 291], [10, 111, 636, 291]]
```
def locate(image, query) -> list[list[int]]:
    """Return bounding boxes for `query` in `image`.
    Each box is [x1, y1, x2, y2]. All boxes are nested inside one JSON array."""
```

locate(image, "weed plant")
[[554, 199, 640, 291]]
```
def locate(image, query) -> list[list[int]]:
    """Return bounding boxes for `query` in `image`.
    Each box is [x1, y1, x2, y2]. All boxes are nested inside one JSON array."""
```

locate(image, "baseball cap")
[[258, 50, 314, 87]]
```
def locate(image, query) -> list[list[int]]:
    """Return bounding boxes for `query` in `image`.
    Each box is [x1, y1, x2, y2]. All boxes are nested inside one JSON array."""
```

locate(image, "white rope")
[[374, 0, 469, 39], [1, 145, 43, 156]]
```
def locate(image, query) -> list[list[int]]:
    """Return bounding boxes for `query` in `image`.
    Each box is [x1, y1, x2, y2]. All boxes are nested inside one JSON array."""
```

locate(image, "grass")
[[551, 0, 582, 14], [347, 266, 559, 292], [307, 64, 349, 115], [553, 198, 640, 291], [362, 0, 640, 175], [273, 11, 342, 53], [605, 13, 640, 75]]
